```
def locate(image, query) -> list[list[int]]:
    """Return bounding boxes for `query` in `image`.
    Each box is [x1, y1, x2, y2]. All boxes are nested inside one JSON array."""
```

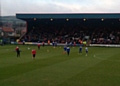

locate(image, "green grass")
[[0, 45, 120, 86]]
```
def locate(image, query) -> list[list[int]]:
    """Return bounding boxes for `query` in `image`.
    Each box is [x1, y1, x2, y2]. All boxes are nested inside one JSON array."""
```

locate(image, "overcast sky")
[[1, 0, 120, 16]]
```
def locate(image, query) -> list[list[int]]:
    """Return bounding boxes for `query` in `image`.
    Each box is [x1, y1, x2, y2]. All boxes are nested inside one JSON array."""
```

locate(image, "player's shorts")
[[67, 50, 70, 52], [79, 48, 82, 51], [33, 54, 36, 57], [64, 48, 66, 51]]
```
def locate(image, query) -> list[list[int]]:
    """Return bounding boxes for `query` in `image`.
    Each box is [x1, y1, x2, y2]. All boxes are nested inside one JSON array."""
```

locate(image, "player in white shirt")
[[66, 46, 70, 56], [85, 47, 88, 56]]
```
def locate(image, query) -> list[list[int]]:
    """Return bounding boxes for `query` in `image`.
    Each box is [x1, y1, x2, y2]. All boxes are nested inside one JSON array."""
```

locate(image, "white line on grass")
[[94, 54, 120, 62]]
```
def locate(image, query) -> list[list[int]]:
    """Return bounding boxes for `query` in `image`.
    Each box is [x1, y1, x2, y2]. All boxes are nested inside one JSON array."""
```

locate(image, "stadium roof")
[[16, 13, 120, 33], [16, 13, 120, 20]]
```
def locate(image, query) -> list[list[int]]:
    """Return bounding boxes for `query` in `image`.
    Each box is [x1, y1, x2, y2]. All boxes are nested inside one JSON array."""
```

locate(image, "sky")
[[1, 0, 120, 16]]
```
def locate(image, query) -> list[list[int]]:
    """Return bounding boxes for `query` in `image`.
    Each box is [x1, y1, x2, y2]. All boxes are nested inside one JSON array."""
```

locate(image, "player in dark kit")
[[66, 46, 70, 56], [79, 45, 82, 54], [16, 49, 21, 57], [63, 45, 67, 54]]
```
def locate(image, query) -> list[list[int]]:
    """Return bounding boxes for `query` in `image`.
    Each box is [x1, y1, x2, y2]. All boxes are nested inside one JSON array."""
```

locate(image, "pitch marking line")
[[94, 54, 120, 62]]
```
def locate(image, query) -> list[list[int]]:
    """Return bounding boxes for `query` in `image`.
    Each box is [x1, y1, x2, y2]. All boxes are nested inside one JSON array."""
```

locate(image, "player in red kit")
[[42, 41, 45, 47], [37, 43, 40, 50], [74, 41, 76, 47], [31, 49, 36, 59], [15, 46, 19, 51], [15, 46, 21, 57]]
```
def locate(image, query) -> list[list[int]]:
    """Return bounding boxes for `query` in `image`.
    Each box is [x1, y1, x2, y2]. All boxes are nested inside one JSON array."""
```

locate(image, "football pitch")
[[0, 44, 120, 86]]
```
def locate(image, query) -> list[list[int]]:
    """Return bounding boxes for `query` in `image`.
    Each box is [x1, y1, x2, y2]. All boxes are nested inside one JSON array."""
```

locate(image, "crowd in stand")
[[90, 28, 120, 44], [22, 24, 120, 44]]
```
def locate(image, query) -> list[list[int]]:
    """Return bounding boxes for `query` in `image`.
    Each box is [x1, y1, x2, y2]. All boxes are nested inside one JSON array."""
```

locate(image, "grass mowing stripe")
[[0, 50, 110, 86], [0, 45, 120, 86], [56, 49, 120, 86], [0, 50, 83, 80], [0, 53, 107, 86]]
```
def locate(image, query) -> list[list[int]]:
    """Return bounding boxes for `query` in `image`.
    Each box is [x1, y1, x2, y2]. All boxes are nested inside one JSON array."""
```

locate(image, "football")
[[28, 47, 30, 50]]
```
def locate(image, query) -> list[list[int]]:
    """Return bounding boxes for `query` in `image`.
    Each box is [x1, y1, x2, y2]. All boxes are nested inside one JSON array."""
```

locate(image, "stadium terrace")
[[16, 13, 120, 44]]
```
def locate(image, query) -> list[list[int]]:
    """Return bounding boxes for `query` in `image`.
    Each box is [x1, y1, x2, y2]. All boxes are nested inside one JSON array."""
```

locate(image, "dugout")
[[16, 13, 120, 42]]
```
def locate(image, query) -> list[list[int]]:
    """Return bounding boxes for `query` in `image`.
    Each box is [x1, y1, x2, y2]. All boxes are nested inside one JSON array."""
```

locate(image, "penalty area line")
[[93, 54, 105, 60]]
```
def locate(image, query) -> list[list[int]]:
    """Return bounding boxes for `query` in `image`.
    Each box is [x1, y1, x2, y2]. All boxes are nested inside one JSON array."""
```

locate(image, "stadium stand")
[[16, 13, 120, 44], [22, 25, 120, 44]]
